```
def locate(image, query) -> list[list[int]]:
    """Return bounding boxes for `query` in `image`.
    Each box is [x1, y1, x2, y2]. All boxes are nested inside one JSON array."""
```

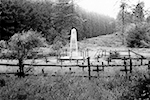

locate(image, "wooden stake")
[[140, 57, 143, 65], [129, 58, 132, 73], [96, 65, 99, 76], [61, 60, 63, 68], [148, 61, 150, 70], [102, 62, 104, 71], [128, 50, 132, 73], [123, 57, 127, 75], [87, 57, 91, 80]]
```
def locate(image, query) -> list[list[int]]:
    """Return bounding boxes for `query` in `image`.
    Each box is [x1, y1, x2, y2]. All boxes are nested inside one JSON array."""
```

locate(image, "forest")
[[0, 0, 115, 44], [1, 0, 150, 48]]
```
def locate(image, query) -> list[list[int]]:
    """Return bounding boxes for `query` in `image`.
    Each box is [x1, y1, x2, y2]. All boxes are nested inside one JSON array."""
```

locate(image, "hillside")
[[79, 32, 123, 49], [78, 33, 150, 55]]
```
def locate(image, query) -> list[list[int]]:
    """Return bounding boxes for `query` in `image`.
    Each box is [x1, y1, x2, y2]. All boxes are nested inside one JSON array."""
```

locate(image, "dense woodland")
[[0, 0, 150, 47], [0, 0, 115, 44]]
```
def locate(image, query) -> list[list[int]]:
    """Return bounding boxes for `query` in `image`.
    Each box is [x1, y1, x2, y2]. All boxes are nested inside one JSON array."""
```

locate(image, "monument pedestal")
[[59, 28, 85, 63]]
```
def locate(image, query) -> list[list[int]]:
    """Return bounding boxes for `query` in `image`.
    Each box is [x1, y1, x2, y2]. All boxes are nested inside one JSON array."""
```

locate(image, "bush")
[[126, 23, 150, 48], [7, 30, 47, 75], [0, 40, 7, 51], [109, 51, 120, 59]]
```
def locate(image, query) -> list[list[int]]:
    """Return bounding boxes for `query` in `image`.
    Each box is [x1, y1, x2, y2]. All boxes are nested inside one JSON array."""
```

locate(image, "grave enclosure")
[[0, 45, 150, 80], [0, 28, 150, 79]]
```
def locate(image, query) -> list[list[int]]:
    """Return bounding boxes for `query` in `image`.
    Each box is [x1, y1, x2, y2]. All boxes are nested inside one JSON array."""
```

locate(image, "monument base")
[[60, 55, 84, 60]]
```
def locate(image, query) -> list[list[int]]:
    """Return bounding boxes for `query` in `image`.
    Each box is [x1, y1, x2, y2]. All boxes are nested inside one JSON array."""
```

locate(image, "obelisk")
[[70, 28, 78, 58]]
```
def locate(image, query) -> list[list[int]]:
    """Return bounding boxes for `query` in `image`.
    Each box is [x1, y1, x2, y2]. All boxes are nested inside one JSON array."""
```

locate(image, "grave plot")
[[0, 46, 150, 79]]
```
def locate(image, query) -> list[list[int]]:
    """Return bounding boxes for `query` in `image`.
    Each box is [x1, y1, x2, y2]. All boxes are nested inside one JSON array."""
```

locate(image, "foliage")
[[0, 70, 150, 100], [109, 51, 120, 59], [0, 40, 6, 49], [116, 11, 133, 31], [132, 2, 145, 23], [116, 1, 150, 46], [1, 0, 115, 44], [52, 29, 70, 51], [1, 0, 42, 40], [8, 30, 46, 59], [78, 8, 115, 38], [126, 23, 150, 48], [0, 0, 77, 43], [7, 30, 46, 75]]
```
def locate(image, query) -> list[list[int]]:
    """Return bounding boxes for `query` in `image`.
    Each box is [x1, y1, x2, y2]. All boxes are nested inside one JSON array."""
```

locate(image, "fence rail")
[[0, 49, 150, 80]]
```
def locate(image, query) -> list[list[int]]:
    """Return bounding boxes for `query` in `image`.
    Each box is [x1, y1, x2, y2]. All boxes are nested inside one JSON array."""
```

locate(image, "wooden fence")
[[0, 49, 150, 80]]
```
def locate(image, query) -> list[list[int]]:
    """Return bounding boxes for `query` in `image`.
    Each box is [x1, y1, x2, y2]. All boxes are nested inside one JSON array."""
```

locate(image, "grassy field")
[[0, 69, 150, 100]]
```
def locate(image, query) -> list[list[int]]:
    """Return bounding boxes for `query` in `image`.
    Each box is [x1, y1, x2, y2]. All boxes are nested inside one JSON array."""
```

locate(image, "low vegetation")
[[126, 23, 150, 48], [0, 70, 149, 100]]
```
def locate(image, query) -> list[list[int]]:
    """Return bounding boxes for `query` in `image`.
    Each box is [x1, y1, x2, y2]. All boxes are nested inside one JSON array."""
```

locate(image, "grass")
[[80, 33, 123, 47], [0, 33, 150, 100], [0, 69, 150, 100]]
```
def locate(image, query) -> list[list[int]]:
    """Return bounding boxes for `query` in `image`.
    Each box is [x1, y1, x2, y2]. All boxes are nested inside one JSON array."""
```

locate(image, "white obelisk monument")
[[70, 28, 78, 58]]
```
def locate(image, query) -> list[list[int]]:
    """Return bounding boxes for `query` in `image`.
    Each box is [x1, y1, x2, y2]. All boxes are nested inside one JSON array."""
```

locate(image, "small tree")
[[126, 23, 150, 48], [8, 30, 46, 77]]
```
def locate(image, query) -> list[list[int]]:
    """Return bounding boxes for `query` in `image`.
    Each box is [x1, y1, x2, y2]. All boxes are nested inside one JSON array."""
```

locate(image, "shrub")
[[107, 51, 120, 61], [110, 51, 120, 58], [0, 40, 6, 49], [126, 23, 150, 48], [7, 30, 46, 76]]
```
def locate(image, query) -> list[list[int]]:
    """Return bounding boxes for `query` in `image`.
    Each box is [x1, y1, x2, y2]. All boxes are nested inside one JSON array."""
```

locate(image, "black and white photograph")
[[0, 0, 150, 99]]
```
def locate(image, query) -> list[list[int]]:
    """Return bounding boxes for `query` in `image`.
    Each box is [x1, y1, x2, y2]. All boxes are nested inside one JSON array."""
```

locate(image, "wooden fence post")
[[107, 58, 110, 65], [128, 50, 132, 73], [57, 55, 59, 63], [87, 57, 91, 80], [128, 50, 131, 58], [61, 60, 63, 68], [65, 49, 68, 56], [76, 60, 79, 65], [102, 62, 104, 71], [123, 57, 127, 75], [140, 57, 143, 65], [148, 61, 150, 71], [129, 58, 132, 73], [96, 65, 99, 76]]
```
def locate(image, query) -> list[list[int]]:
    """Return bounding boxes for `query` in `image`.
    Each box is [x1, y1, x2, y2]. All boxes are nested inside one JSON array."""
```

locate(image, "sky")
[[35, 0, 150, 19], [76, 0, 150, 19]]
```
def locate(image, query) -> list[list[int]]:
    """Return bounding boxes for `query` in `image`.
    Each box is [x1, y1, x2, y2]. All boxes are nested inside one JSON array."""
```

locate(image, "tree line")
[[0, 0, 115, 44], [116, 1, 150, 47]]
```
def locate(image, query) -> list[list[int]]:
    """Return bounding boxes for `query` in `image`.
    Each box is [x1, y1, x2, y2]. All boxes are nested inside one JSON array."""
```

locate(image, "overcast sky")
[[76, 0, 150, 18], [35, 0, 150, 18]]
